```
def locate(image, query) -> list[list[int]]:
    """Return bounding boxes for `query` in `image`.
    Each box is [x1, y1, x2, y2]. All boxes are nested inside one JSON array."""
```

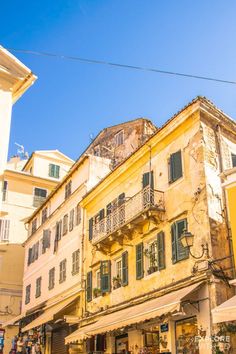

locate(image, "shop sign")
[[160, 323, 169, 332]]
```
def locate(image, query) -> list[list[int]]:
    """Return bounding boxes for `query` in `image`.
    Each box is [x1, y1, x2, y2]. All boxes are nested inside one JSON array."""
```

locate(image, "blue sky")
[[1, 1, 236, 160]]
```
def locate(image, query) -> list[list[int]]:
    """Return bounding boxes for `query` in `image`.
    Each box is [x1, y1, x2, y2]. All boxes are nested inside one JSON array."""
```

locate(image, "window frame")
[[115, 130, 124, 146], [0, 219, 10, 242], [33, 187, 47, 207], [48, 267, 55, 290], [2, 180, 8, 202], [25, 284, 31, 304], [41, 207, 48, 224], [59, 259, 67, 283], [63, 214, 68, 236], [65, 181, 72, 200], [49, 163, 60, 179], [35, 276, 42, 298], [171, 218, 189, 263], [69, 209, 74, 231], [231, 153, 236, 168], [168, 150, 183, 184], [72, 249, 80, 275]]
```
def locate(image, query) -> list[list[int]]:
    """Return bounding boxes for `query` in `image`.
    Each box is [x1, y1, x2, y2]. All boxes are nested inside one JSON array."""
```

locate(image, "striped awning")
[[2, 313, 25, 328], [65, 282, 202, 344], [22, 294, 79, 332]]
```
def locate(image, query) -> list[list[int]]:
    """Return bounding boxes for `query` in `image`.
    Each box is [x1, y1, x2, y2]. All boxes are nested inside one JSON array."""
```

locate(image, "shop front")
[[19, 294, 79, 354], [66, 282, 210, 354]]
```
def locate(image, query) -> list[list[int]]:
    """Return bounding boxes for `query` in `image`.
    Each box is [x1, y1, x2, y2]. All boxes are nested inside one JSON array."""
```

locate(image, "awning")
[[2, 313, 25, 328], [22, 294, 79, 332], [65, 282, 202, 344], [212, 295, 236, 323]]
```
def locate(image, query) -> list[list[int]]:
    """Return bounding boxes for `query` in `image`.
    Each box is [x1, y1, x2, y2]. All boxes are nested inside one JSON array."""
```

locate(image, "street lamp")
[[180, 229, 209, 259]]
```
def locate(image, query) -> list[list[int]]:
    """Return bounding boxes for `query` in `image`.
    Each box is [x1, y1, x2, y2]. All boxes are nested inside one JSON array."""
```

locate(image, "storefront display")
[[116, 334, 129, 354], [175, 317, 199, 354]]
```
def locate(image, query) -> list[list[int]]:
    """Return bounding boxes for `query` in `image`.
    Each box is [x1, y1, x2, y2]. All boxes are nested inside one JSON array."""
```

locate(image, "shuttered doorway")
[[51, 325, 69, 354]]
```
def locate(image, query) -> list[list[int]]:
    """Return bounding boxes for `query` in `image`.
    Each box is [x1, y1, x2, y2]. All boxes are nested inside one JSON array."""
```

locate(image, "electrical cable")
[[6, 47, 236, 85]]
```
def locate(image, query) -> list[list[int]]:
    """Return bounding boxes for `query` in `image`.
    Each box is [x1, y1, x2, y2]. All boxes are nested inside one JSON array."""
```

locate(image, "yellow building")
[[212, 167, 236, 330], [224, 167, 236, 269], [64, 97, 236, 354], [19, 120, 155, 354]]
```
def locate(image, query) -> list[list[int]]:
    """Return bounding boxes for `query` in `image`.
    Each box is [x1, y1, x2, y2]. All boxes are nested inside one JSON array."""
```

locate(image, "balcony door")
[[142, 171, 154, 207]]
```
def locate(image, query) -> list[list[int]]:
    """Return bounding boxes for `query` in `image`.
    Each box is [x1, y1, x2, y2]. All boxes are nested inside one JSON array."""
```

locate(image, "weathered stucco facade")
[[8, 96, 236, 354], [20, 120, 154, 354], [72, 97, 236, 354]]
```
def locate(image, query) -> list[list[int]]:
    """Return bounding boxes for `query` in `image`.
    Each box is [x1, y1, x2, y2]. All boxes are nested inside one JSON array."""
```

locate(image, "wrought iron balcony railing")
[[92, 185, 165, 245]]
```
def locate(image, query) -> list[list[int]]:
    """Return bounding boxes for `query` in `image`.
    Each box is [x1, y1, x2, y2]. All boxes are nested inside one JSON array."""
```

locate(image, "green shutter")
[[171, 223, 177, 264], [170, 150, 183, 182], [28, 248, 32, 265], [86, 271, 92, 302], [55, 165, 60, 178], [89, 218, 93, 240], [122, 251, 128, 286], [157, 232, 165, 270], [232, 153, 236, 168], [49, 164, 53, 177], [142, 171, 154, 189], [176, 219, 189, 260], [136, 243, 144, 279], [100, 260, 111, 293], [99, 209, 105, 220], [118, 193, 125, 205]]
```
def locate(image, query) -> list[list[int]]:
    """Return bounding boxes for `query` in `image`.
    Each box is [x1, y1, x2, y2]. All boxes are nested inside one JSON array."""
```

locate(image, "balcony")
[[92, 186, 165, 247]]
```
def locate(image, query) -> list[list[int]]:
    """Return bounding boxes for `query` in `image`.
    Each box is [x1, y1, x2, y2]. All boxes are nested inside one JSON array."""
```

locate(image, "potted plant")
[[113, 275, 121, 289], [93, 288, 101, 298]]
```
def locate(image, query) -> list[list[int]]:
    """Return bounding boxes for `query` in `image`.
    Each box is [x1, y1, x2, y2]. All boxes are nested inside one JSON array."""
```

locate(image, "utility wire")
[[7, 47, 236, 85]]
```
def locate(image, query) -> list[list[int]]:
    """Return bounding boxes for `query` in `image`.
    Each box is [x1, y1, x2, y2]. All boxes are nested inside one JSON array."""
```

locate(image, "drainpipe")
[[81, 205, 86, 317], [215, 124, 235, 278]]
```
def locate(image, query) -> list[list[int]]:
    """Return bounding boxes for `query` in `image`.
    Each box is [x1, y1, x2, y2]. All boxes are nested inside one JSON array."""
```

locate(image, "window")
[[49, 164, 60, 178], [145, 233, 165, 274], [59, 259, 67, 283], [28, 242, 39, 265], [28, 248, 32, 266], [25, 285, 31, 304], [121, 251, 128, 286], [72, 249, 80, 275], [69, 209, 74, 231], [33, 188, 47, 207], [31, 218, 37, 234], [63, 214, 68, 235], [76, 205, 82, 225], [35, 277, 42, 298], [232, 153, 236, 168], [115, 130, 124, 146], [100, 260, 111, 293], [0, 219, 10, 242], [48, 268, 55, 290], [86, 271, 92, 302], [171, 219, 189, 263], [42, 229, 51, 253], [41, 207, 48, 224], [54, 220, 62, 253], [96, 270, 101, 290], [94, 145, 100, 157], [2, 180, 8, 202], [55, 220, 62, 241], [146, 241, 158, 274], [169, 150, 183, 183], [136, 243, 144, 280], [65, 181, 72, 200]]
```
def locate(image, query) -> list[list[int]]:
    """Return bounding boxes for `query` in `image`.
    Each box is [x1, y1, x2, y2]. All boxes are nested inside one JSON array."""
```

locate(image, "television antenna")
[[14, 142, 29, 159]]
